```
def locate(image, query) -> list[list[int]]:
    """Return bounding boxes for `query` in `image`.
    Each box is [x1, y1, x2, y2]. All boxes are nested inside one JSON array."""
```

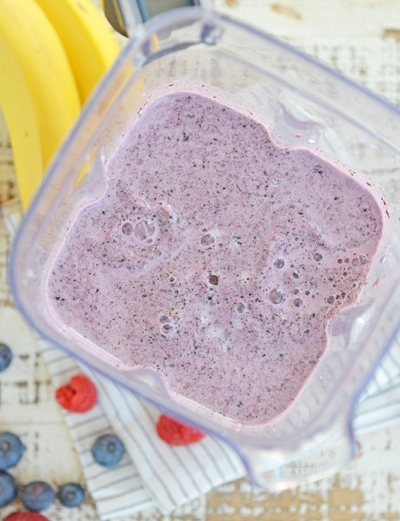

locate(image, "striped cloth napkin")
[[39, 338, 244, 518], [4, 200, 400, 519]]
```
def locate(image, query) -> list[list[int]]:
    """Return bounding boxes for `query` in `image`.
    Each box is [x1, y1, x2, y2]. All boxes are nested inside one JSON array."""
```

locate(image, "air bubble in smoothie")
[[122, 222, 133, 236], [200, 233, 215, 246], [269, 289, 285, 304], [161, 323, 174, 334], [208, 274, 219, 286], [236, 302, 246, 313], [47, 92, 384, 426], [134, 220, 155, 241]]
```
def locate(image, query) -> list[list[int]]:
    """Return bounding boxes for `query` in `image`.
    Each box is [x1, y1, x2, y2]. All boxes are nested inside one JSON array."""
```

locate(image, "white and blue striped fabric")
[[39, 339, 244, 519], [5, 202, 400, 519]]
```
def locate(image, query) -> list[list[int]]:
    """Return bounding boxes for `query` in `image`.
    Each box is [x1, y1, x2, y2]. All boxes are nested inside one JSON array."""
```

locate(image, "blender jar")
[[9, 7, 400, 490]]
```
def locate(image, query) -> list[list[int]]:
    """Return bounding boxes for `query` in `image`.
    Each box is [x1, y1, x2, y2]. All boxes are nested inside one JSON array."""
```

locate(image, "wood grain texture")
[[2, 1, 400, 519]]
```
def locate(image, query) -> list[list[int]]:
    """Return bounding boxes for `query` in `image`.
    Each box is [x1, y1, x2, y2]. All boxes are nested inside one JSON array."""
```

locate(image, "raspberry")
[[55, 374, 97, 413], [156, 414, 205, 446], [4, 514, 51, 521]]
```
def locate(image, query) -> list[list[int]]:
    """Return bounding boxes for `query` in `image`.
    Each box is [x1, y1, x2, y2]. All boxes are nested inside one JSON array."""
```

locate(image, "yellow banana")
[[34, 0, 120, 104], [0, 32, 42, 210], [0, 0, 81, 172]]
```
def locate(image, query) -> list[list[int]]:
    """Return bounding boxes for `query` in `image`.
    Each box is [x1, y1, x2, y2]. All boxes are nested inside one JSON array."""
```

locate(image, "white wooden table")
[[2, 1, 400, 519]]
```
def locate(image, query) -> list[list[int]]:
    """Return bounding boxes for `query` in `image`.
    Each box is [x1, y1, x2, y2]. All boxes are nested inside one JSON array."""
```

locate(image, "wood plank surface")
[[2, 1, 400, 520]]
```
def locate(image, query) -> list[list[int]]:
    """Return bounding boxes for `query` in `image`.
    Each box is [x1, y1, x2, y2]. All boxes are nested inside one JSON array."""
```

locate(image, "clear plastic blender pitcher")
[[9, 6, 400, 490]]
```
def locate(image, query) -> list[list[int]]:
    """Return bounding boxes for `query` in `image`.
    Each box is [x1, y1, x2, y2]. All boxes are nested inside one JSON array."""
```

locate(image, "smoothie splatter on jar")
[[48, 93, 384, 425]]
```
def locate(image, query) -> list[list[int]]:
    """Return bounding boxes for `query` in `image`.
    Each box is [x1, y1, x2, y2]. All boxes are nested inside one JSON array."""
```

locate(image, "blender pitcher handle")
[[241, 419, 358, 491], [102, 0, 215, 37]]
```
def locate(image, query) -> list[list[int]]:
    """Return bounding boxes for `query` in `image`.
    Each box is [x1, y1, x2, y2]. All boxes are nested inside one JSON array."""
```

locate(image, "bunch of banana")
[[0, 0, 120, 210]]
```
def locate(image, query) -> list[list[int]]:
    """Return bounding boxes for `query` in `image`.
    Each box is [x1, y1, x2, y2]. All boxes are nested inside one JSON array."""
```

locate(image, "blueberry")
[[91, 434, 125, 468], [0, 343, 13, 372], [21, 481, 55, 511], [0, 471, 18, 507], [0, 432, 24, 470], [58, 482, 85, 507]]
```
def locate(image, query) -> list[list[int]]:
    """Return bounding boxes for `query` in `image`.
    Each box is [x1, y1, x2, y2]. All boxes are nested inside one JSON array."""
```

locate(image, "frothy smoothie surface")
[[48, 92, 384, 425]]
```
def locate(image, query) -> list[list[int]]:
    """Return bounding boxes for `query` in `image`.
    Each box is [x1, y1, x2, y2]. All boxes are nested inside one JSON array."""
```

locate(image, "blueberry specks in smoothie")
[[48, 92, 384, 425]]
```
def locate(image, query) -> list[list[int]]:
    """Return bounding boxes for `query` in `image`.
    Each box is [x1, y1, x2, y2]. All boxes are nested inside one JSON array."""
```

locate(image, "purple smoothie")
[[47, 92, 384, 425]]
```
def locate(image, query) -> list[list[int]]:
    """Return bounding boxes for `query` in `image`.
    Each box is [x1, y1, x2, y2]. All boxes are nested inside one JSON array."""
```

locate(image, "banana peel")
[[0, 31, 43, 210], [0, 0, 81, 210], [34, 0, 120, 104], [0, 0, 120, 211]]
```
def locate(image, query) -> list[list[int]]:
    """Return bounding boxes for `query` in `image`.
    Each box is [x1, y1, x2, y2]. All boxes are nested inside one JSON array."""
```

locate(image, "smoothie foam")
[[48, 92, 384, 425]]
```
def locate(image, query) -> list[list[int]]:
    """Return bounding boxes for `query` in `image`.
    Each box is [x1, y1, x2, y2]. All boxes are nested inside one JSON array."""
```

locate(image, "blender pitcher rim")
[[7, 5, 400, 488]]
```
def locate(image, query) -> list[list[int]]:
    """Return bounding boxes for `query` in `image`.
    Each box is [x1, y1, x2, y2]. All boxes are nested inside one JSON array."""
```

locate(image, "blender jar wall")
[[9, 8, 400, 489]]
